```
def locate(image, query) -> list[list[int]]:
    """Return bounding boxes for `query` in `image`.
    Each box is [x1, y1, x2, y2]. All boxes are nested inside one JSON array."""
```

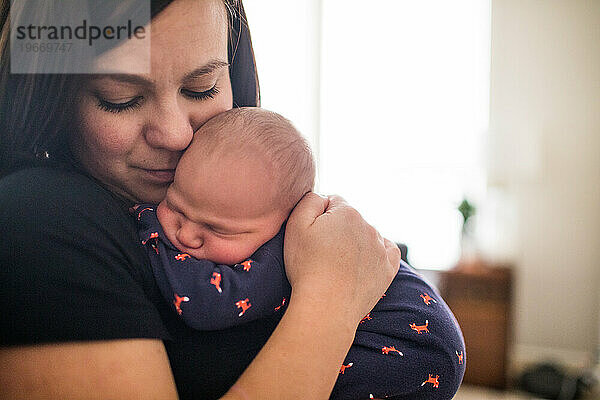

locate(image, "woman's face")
[[71, 0, 233, 203]]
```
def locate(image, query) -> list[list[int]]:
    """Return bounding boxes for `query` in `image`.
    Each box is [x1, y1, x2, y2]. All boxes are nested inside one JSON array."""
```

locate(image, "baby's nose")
[[176, 224, 203, 249]]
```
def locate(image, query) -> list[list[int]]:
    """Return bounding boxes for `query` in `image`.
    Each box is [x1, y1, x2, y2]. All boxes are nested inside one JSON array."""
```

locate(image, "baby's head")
[[157, 107, 315, 265]]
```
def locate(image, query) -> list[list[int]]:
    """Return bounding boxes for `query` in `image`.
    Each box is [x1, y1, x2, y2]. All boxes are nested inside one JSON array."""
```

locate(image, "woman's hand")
[[284, 192, 401, 326], [222, 194, 401, 399]]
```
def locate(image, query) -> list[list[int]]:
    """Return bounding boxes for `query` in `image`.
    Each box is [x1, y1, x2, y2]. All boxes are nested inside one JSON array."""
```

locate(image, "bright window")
[[244, 0, 491, 269]]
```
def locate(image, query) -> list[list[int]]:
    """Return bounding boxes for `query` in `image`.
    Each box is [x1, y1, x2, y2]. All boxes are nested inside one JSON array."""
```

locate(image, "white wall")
[[489, 0, 600, 367]]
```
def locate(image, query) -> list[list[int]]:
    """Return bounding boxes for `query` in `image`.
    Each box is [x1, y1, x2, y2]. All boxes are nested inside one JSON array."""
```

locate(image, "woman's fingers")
[[287, 192, 329, 230]]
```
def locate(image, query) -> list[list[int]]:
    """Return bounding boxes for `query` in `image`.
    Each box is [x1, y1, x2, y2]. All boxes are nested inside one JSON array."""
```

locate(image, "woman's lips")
[[141, 168, 176, 183]]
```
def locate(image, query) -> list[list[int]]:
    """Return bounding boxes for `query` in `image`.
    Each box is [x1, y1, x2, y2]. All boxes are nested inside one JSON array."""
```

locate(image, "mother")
[[0, 0, 462, 399]]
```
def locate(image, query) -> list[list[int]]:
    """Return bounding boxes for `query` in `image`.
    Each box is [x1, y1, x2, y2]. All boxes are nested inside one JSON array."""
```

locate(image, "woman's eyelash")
[[95, 85, 220, 113], [181, 84, 220, 100], [96, 96, 142, 113]]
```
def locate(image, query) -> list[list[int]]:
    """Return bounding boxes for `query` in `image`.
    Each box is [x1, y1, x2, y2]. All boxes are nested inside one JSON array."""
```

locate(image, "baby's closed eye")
[[205, 224, 244, 236]]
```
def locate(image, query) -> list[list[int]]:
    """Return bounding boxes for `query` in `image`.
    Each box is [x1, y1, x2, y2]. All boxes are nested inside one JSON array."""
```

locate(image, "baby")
[[157, 107, 314, 266], [134, 107, 466, 399], [135, 107, 312, 330]]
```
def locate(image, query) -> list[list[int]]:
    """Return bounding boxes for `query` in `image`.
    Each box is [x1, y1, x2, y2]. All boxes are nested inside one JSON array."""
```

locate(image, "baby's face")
[[157, 150, 286, 265]]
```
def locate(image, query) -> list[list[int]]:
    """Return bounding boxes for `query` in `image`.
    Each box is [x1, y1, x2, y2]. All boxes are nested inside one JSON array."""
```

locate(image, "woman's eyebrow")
[[96, 73, 152, 86], [182, 60, 229, 81], [91, 59, 229, 86]]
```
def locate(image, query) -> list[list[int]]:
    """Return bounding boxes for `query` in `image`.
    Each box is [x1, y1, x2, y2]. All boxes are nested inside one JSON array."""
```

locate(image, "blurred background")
[[245, 0, 599, 398]]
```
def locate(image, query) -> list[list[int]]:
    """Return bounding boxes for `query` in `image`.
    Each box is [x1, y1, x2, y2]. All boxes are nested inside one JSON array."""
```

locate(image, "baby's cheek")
[[156, 205, 179, 245], [209, 239, 251, 265]]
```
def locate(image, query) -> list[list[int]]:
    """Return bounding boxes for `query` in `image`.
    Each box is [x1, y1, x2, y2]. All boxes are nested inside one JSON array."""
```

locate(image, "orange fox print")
[[420, 292, 437, 305], [141, 232, 158, 245], [235, 298, 251, 316], [173, 293, 189, 315], [360, 313, 372, 324], [421, 374, 440, 388], [141, 232, 159, 254], [239, 260, 253, 271], [339, 363, 353, 374], [175, 253, 191, 261], [409, 320, 429, 334], [456, 350, 464, 364], [210, 272, 222, 293], [274, 297, 286, 311], [136, 207, 154, 220], [381, 346, 404, 356]]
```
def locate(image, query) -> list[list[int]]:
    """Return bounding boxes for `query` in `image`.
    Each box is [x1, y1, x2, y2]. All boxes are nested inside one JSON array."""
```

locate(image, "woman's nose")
[[144, 102, 195, 152], [176, 222, 203, 249]]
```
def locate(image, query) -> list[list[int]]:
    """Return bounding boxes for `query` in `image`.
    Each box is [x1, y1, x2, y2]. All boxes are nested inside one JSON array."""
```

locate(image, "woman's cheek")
[[84, 116, 139, 153], [74, 101, 136, 157]]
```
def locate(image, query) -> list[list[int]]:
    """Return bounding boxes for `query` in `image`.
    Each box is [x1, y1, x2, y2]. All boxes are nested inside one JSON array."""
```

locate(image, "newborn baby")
[[158, 107, 313, 266], [136, 107, 312, 330], [135, 107, 466, 399]]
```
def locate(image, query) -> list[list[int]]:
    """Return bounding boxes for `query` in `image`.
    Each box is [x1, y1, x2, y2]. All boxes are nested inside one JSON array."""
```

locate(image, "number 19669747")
[[17, 42, 72, 53]]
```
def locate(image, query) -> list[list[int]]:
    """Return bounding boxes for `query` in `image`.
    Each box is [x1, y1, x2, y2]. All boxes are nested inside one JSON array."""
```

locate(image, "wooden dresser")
[[438, 264, 514, 389]]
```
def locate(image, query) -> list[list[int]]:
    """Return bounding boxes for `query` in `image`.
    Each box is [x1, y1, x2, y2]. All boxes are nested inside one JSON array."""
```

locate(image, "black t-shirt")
[[0, 166, 282, 399], [1, 166, 466, 400]]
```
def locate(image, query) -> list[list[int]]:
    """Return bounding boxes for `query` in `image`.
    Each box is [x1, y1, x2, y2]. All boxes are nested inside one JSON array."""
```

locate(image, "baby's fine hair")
[[193, 107, 316, 213]]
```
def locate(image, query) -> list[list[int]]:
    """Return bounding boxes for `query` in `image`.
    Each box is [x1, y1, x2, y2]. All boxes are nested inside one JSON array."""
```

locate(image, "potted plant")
[[457, 197, 483, 270]]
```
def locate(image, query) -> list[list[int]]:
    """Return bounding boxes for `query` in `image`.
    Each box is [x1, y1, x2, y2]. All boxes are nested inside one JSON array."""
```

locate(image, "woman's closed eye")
[[181, 84, 220, 100], [96, 95, 143, 113], [95, 84, 221, 113]]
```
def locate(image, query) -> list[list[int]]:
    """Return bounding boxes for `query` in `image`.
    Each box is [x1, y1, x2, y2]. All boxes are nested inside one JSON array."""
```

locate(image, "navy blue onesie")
[[135, 204, 290, 331], [136, 204, 466, 399]]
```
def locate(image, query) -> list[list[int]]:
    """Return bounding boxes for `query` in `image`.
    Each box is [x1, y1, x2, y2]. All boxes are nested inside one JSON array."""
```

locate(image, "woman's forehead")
[[91, 0, 228, 76], [149, 0, 228, 73], [151, 0, 227, 44]]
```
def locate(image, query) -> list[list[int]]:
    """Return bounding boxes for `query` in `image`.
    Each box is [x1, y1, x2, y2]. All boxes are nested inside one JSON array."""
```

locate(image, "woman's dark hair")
[[0, 0, 260, 175]]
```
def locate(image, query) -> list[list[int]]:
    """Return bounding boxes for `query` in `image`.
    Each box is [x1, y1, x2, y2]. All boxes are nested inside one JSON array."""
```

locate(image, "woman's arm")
[[222, 288, 359, 399], [0, 340, 179, 400], [0, 298, 355, 400]]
